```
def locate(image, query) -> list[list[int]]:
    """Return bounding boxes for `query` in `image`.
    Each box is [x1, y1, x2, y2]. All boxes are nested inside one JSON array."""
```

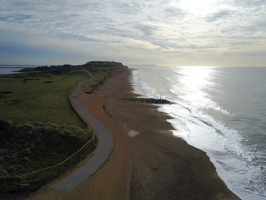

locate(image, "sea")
[[130, 65, 266, 200], [0, 65, 35, 74]]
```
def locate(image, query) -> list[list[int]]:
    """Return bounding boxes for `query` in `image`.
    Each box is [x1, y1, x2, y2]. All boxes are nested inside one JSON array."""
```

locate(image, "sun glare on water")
[[178, 66, 216, 111]]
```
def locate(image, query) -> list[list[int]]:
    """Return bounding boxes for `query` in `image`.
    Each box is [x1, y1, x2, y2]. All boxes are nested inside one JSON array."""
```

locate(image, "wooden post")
[[17, 177, 20, 189], [3, 177, 7, 191]]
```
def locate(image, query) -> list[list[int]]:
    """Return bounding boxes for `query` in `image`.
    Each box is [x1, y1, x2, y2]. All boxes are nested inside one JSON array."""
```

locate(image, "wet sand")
[[8, 66, 239, 200]]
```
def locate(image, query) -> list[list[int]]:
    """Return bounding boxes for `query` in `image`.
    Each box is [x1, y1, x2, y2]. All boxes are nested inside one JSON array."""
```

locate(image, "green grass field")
[[0, 69, 109, 191], [0, 70, 95, 127]]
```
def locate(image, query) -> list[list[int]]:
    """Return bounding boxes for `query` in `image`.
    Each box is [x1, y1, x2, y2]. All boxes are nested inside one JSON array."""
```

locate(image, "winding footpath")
[[50, 81, 114, 193]]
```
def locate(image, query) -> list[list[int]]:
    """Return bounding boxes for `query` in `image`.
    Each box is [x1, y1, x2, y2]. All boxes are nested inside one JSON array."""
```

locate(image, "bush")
[[0, 119, 93, 177]]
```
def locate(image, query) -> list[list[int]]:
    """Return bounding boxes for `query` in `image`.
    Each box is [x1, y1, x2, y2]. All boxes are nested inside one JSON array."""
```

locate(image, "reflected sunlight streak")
[[178, 66, 216, 111]]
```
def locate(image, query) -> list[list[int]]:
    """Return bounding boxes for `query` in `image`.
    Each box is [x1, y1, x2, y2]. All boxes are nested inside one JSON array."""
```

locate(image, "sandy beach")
[[6, 66, 240, 200], [100, 67, 240, 200]]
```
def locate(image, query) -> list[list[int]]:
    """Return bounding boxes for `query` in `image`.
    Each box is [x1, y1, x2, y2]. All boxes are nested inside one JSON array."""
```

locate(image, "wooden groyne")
[[122, 98, 173, 104]]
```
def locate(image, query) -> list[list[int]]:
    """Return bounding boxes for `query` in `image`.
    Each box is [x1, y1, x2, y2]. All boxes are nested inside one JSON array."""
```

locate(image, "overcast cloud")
[[0, 0, 266, 66]]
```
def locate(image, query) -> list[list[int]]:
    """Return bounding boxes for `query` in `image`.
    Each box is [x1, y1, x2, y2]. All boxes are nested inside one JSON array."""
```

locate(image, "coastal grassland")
[[81, 70, 109, 93], [0, 70, 90, 126], [0, 120, 96, 192], [0, 69, 109, 191], [0, 120, 93, 176]]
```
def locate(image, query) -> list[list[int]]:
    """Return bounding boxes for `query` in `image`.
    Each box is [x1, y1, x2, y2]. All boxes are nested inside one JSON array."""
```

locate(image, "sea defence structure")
[[122, 97, 173, 104]]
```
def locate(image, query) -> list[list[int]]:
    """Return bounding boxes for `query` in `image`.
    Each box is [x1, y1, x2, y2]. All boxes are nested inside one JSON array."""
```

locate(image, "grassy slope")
[[0, 121, 92, 176], [0, 69, 109, 190], [0, 71, 90, 127], [81, 71, 108, 91]]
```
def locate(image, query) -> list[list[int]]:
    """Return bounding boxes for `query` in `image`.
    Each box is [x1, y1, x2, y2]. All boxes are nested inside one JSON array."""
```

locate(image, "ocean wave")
[[130, 65, 266, 200]]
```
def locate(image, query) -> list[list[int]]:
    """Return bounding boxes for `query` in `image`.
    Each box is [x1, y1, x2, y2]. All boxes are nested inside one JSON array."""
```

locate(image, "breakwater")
[[122, 98, 173, 104]]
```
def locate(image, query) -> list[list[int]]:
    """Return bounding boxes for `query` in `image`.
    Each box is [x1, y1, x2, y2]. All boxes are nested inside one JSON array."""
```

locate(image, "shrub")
[[0, 119, 92, 177]]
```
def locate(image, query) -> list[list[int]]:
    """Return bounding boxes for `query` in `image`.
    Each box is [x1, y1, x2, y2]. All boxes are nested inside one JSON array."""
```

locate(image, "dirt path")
[[50, 81, 114, 192], [19, 71, 131, 200]]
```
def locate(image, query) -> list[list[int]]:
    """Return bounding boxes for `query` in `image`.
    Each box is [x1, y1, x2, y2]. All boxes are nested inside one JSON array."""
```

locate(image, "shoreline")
[[18, 66, 239, 200], [102, 67, 240, 200]]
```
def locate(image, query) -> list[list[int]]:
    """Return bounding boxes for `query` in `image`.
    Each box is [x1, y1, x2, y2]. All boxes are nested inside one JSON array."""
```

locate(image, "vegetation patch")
[[19, 61, 123, 75], [0, 61, 125, 192], [0, 71, 89, 126], [0, 91, 12, 94], [43, 81, 53, 83], [0, 119, 91, 176], [0, 91, 12, 99], [23, 78, 40, 83], [8, 99, 21, 105], [0, 119, 95, 192]]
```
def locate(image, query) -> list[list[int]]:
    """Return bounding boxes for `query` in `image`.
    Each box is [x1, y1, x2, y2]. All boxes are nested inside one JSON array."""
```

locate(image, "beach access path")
[[50, 81, 114, 193]]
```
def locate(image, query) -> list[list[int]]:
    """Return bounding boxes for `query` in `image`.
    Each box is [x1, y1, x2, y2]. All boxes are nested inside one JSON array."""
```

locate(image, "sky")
[[0, 0, 266, 66]]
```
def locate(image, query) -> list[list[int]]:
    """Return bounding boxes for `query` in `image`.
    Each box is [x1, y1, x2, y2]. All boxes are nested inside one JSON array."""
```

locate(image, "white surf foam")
[[129, 65, 266, 200]]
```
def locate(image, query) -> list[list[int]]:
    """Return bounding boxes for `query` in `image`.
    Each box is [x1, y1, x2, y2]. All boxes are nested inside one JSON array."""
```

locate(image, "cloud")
[[164, 6, 186, 19], [233, 0, 266, 7], [0, 14, 32, 23], [116, 2, 142, 15], [134, 23, 157, 36], [206, 10, 232, 22], [0, 0, 266, 66]]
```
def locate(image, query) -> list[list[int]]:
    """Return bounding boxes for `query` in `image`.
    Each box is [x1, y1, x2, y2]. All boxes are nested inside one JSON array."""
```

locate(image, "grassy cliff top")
[[0, 61, 125, 125]]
